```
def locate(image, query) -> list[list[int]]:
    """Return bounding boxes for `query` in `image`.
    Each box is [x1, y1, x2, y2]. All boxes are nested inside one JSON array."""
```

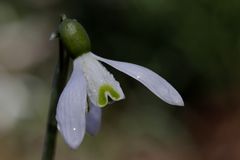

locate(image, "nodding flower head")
[[56, 17, 184, 149]]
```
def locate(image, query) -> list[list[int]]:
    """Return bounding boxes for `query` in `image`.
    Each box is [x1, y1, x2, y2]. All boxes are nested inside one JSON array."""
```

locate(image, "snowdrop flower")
[[56, 18, 184, 149]]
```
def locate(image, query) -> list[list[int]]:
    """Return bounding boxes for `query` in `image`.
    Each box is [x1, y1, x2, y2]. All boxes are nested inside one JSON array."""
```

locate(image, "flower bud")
[[59, 18, 91, 58]]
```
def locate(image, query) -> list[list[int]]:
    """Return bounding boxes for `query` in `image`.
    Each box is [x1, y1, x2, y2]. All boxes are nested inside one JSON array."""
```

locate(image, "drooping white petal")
[[56, 58, 87, 149], [91, 53, 184, 106], [77, 53, 125, 107], [86, 100, 102, 136]]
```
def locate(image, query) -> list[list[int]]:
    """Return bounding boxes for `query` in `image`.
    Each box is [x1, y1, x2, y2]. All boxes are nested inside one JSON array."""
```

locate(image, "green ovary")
[[98, 84, 120, 107]]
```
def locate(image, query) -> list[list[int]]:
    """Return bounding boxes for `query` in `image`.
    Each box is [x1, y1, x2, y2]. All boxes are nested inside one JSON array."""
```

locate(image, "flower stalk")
[[41, 15, 70, 160]]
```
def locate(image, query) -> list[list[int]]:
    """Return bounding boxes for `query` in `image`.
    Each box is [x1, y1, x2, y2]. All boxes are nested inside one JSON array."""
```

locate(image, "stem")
[[42, 15, 69, 160]]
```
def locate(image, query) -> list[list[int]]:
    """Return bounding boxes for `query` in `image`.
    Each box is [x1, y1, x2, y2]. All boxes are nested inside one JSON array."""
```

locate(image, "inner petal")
[[76, 53, 125, 107], [98, 84, 121, 106]]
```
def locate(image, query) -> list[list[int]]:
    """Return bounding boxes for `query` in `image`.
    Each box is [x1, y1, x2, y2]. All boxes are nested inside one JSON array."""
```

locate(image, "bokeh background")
[[1, 0, 240, 159]]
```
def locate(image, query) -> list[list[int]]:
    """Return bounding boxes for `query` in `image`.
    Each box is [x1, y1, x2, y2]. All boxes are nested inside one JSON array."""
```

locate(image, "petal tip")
[[86, 102, 102, 135], [174, 98, 184, 106], [58, 126, 85, 149], [67, 140, 81, 149], [168, 94, 184, 107]]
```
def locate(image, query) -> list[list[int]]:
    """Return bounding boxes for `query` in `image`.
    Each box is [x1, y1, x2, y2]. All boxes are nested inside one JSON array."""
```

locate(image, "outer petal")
[[91, 53, 184, 106], [86, 100, 102, 136], [56, 58, 87, 149], [77, 53, 125, 107]]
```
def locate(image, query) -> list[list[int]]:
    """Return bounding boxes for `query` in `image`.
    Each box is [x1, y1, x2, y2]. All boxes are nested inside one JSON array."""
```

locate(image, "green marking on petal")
[[98, 84, 120, 107]]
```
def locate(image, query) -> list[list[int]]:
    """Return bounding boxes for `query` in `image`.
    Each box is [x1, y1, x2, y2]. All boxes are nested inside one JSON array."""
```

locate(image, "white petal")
[[77, 53, 125, 107], [86, 100, 102, 136], [91, 53, 184, 106], [56, 59, 87, 149]]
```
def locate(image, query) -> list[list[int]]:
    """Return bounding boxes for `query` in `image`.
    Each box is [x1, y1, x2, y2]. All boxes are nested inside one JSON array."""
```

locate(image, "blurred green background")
[[1, 0, 240, 159]]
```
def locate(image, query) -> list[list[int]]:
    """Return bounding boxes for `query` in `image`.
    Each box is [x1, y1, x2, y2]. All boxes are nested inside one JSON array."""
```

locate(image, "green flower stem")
[[42, 15, 69, 160]]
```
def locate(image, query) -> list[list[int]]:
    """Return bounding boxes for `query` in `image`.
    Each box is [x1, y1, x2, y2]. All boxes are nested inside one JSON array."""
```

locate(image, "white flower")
[[55, 17, 184, 149], [56, 52, 184, 149]]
